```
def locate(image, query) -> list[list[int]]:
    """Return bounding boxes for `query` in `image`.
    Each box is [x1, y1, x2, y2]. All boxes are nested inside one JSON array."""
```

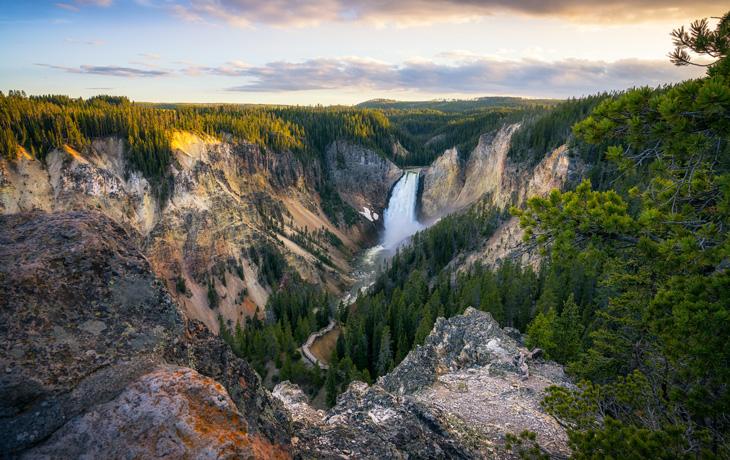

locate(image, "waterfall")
[[342, 170, 424, 304], [382, 171, 423, 249]]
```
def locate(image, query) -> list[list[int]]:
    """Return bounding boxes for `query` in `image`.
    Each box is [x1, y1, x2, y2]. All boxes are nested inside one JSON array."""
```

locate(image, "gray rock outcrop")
[[275, 307, 572, 459], [276, 380, 475, 459]]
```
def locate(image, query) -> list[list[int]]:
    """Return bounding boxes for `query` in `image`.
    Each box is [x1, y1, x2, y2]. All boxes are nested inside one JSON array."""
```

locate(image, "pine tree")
[[526, 307, 557, 357], [479, 271, 504, 323], [325, 365, 338, 407], [207, 281, 219, 309], [553, 293, 582, 363], [377, 327, 394, 376], [414, 310, 433, 346]]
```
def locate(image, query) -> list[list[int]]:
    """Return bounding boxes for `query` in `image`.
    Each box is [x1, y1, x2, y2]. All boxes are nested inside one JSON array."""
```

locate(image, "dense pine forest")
[[0, 93, 398, 179], [356, 96, 559, 112], [0, 91, 551, 172], [0, 90, 583, 172]]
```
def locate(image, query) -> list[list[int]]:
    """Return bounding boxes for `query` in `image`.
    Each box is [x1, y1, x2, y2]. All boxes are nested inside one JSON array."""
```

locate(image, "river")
[[303, 170, 427, 369]]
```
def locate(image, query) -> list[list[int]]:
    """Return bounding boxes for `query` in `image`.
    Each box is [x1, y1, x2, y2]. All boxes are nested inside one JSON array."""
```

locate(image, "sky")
[[0, 0, 725, 105]]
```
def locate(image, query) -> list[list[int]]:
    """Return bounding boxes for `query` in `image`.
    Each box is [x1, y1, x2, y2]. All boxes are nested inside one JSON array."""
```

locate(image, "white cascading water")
[[382, 171, 424, 249], [343, 170, 424, 303]]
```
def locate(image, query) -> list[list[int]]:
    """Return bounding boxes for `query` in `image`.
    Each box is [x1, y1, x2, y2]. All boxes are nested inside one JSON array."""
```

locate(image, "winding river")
[[303, 170, 426, 368]]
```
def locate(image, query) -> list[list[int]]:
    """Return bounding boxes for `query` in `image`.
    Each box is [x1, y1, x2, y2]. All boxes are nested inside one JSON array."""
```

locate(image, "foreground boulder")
[[383, 308, 571, 458], [26, 366, 289, 459], [275, 308, 571, 459], [277, 379, 472, 459], [0, 211, 291, 458]]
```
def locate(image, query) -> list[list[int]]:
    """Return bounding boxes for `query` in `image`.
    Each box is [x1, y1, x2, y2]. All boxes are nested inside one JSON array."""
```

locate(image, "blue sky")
[[0, 0, 724, 104]]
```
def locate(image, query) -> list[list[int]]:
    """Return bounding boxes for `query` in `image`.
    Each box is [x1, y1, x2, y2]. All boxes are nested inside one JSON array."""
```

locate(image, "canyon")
[[0, 120, 578, 458]]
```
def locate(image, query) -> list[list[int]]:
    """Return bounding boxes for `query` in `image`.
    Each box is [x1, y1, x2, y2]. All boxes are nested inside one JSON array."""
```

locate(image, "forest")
[[0, 89, 571, 175], [356, 96, 558, 112], [0, 94, 400, 186], [332, 12, 730, 458]]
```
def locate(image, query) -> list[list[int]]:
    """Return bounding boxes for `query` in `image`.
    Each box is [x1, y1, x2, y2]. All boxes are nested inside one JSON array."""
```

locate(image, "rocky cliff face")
[[454, 124, 521, 211], [0, 133, 375, 333], [420, 123, 581, 267], [465, 143, 575, 268], [419, 124, 518, 221], [420, 124, 577, 221], [274, 308, 571, 459], [325, 140, 402, 221], [0, 211, 292, 458], [419, 147, 463, 223]]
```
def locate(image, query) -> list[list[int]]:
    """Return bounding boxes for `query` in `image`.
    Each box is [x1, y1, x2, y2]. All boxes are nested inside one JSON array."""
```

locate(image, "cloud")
[[55, 3, 80, 12], [35, 55, 707, 97], [56, 0, 112, 12], [217, 56, 706, 97], [170, 0, 727, 27], [65, 37, 106, 46], [138, 53, 161, 60], [75, 0, 113, 6], [37, 64, 170, 78], [171, 3, 207, 23]]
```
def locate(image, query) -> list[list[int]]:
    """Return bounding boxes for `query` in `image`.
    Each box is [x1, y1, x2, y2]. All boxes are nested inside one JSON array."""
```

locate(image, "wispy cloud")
[[65, 37, 106, 46], [138, 52, 161, 60], [75, 0, 113, 6], [214, 56, 706, 97], [170, 0, 727, 27], [55, 3, 80, 12], [37, 63, 170, 78], [35, 55, 706, 97], [55, 0, 113, 12]]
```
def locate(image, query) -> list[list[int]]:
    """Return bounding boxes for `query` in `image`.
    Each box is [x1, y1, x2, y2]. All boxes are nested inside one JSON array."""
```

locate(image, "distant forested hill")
[[356, 96, 559, 112]]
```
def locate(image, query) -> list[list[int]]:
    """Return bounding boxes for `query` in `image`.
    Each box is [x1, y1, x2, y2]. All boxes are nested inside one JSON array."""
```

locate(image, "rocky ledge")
[[275, 308, 571, 459], [0, 211, 291, 458]]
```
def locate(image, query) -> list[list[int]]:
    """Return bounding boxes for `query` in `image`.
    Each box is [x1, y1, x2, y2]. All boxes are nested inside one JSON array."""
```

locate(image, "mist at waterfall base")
[[344, 171, 425, 303]]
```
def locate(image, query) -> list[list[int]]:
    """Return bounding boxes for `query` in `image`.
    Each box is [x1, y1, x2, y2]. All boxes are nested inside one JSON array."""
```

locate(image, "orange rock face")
[[26, 366, 291, 459]]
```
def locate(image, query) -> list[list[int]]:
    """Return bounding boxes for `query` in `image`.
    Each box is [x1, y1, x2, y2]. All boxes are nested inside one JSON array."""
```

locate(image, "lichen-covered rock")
[[277, 380, 476, 459], [380, 308, 531, 395], [24, 366, 289, 460], [272, 380, 325, 429], [380, 308, 571, 458], [0, 211, 291, 457]]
